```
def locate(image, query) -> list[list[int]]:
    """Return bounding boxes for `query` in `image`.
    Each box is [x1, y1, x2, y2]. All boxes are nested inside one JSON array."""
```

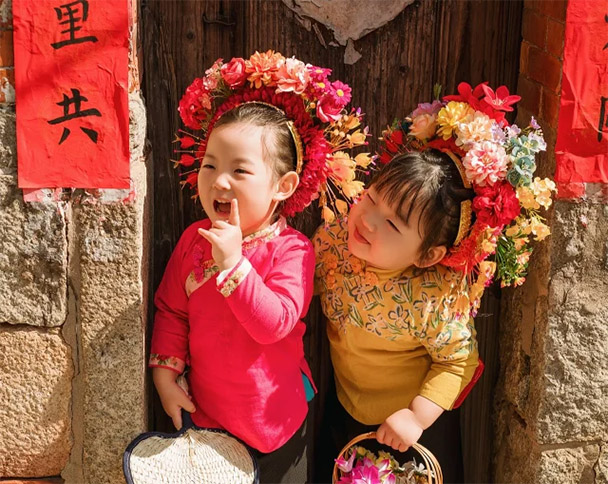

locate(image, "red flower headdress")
[[174, 51, 373, 220], [378, 82, 556, 290]]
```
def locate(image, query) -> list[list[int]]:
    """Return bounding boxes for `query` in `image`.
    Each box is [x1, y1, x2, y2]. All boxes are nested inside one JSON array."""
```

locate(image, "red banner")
[[555, 0, 608, 192], [14, 0, 130, 189]]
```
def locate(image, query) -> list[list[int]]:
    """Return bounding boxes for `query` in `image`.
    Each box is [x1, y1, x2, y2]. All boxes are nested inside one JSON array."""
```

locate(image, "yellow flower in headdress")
[[436, 102, 475, 140], [516, 186, 539, 210], [328, 151, 356, 182], [354, 152, 373, 169], [531, 220, 551, 241], [342, 180, 365, 198], [322, 206, 336, 224], [531, 177, 557, 209]]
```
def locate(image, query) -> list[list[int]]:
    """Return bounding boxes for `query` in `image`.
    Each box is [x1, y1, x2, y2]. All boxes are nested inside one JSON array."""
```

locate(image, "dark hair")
[[370, 150, 475, 261], [213, 103, 297, 179]]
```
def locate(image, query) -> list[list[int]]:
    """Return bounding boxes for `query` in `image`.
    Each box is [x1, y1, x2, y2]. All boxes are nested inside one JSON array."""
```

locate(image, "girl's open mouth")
[[213, 200, 231, 215]]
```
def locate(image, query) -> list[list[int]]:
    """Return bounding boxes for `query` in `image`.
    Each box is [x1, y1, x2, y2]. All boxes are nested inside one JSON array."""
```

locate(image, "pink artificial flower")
[[203, 58, 223, 90], [203, 75, 218, 91], [481, 84, 521, 112], [316, 95, 343, 122], [335, 452, 356, 473], [330, 81, 352, 107], [411, 99, 443, 118], [462, 141, 509, 186], [352, 461, 381, 484], [220, 57, 247, 88], [309, 66, 332, 82], [275, 57, 310, 95]]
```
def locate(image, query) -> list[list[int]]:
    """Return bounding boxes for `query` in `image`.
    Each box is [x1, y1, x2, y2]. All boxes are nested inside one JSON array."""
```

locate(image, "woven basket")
[[332, 432, 443, 484], [123, 411, 258, 484]]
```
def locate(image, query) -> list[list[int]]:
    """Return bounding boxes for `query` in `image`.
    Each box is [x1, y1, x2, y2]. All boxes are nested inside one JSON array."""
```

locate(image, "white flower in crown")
[[462, 140, 509, 186], [455, 111, 495, 147]]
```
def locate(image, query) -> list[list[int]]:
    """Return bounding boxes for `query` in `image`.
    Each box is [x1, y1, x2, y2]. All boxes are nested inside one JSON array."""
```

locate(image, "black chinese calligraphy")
[[48, 88, 102, 144], [604, 14, 608, 51], [51, 0, 98, 49], [599, 96, 608, 142]]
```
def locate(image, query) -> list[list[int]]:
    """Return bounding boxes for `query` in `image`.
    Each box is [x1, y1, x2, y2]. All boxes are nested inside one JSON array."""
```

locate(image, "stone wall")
[[0, 0, 149, 482], [494, 1, 608, 482]]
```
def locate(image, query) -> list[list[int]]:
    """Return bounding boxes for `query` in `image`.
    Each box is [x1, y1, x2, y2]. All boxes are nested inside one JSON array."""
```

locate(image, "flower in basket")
[[335, 446, 435, 484]]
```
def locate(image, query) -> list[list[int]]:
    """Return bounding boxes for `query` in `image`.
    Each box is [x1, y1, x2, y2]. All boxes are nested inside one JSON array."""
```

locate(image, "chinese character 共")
[[48, 88, 101, 144]]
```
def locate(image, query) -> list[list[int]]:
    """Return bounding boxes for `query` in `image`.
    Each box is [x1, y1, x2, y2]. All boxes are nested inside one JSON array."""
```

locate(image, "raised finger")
[[229, 198, 240, 227]]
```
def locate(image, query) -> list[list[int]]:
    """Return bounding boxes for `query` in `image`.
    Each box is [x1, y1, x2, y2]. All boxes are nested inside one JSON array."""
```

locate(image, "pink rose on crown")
[[220, 58, 247, 88], [316, 95, 343, 122]]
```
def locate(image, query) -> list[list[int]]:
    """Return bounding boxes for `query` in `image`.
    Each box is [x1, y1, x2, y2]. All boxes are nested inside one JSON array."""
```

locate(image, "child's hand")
[[376, 408, 424, 452], [198, 198, 243, 271], [153, 368, 196, 430]]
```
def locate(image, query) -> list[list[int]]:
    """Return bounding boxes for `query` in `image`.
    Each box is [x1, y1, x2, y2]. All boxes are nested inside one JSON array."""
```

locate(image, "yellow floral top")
[[313, 218, 479, 425]]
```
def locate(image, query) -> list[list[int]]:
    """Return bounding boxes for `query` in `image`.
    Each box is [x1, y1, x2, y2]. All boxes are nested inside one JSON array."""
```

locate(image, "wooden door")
[[142, 1, 523, 481]]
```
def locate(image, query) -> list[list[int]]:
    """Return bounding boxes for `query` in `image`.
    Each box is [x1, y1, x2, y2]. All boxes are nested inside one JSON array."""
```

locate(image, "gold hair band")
[[232, 101, 304, 175], [445, 150, 472, 246]]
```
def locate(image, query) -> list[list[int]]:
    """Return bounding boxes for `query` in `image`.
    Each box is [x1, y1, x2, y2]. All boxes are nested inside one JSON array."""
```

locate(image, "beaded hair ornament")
[[174, 50, 373, 220], [378, 82, 556, 289]]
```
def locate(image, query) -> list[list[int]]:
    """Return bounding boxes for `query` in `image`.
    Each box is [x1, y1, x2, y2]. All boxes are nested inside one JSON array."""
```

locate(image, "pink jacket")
[[150, 217, 316, 452]]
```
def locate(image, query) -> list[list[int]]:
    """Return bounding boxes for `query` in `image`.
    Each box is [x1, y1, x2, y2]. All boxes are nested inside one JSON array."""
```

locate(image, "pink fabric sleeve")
[[219, 235, 315, 345], [149, 226, 196, 373]]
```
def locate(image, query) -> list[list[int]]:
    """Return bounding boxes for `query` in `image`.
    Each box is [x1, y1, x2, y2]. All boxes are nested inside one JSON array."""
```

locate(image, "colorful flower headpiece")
[[174, 50, 373, 219], [378, 82, 556, 289]]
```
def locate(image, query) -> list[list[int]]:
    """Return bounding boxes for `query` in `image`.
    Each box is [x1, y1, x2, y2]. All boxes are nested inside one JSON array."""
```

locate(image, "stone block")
[[0, 0, 11, 29], [537, 445, 600, 483], [597, 445, 608, 484], [0, 325, 72, 477], [538, 203, 608, 444], [0, 175, 67, 327], [75, 200, 147, 484]]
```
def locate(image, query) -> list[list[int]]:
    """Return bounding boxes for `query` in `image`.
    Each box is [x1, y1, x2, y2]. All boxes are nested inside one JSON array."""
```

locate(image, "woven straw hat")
[[124, 411, 259, 484]]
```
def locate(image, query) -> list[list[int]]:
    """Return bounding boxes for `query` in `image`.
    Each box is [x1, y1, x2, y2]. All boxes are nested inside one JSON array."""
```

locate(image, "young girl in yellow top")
[[313, 82, 554, 480]]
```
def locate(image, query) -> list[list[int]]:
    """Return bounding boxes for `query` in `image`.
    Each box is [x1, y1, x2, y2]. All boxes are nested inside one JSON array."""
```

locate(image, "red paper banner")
[[555, 0, 608, 190], [14, 0, 130, 189]]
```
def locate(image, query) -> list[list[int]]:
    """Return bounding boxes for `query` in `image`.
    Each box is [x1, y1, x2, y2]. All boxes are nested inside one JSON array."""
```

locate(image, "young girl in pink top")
[[148, 51, 369, 483]]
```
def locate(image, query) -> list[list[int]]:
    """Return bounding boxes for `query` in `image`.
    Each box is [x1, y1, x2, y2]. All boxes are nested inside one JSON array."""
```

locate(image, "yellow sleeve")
[[416, 290, 479, 410]]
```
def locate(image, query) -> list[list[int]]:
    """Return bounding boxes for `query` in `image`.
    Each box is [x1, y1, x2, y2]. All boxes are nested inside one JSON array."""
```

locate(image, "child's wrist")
[[403, 407, 425, 430], [218, 254, 242, 272], [153, 367, 179, 385]]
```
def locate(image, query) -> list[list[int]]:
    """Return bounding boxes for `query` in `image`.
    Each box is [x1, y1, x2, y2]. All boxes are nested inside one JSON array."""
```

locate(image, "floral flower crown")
[[174, 50, 373, 219], [378, 82, 556, 289]]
